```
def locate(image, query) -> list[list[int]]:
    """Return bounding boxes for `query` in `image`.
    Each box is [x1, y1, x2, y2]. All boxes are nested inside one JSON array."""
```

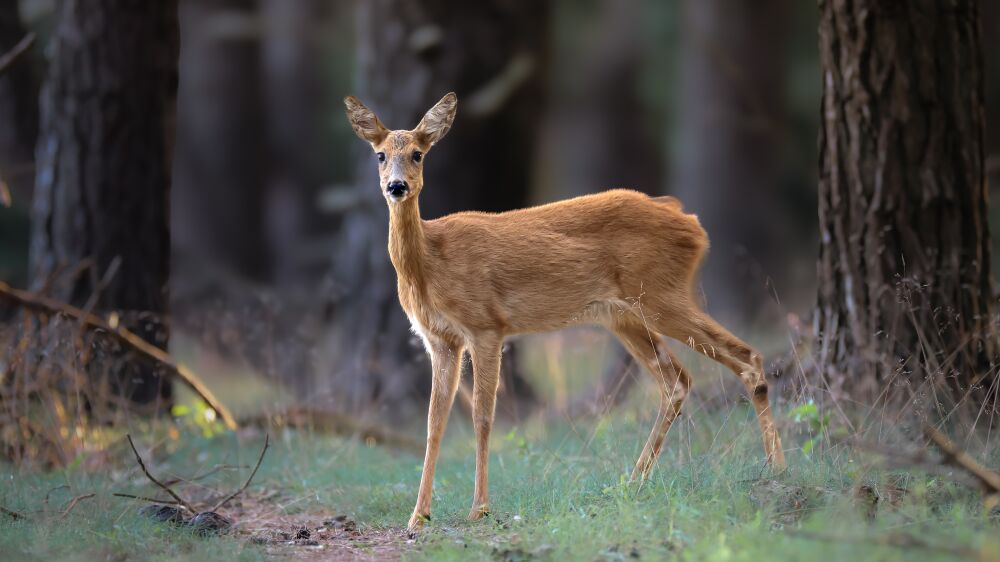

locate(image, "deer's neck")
[[387, 196, 428, 291]]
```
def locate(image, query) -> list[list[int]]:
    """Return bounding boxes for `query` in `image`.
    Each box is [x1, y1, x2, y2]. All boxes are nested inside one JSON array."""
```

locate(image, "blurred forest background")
[[1, 0, 999, 448]]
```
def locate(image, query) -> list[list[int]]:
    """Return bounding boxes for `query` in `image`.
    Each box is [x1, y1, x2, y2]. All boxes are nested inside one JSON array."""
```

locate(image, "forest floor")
[[1, 401, 999, 561]]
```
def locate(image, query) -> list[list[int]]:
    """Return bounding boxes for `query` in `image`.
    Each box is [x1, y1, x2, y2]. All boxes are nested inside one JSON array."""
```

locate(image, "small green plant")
[[504, 427, 531, 456], [171, 399, 225, 438], [788, 399, 830, 456]]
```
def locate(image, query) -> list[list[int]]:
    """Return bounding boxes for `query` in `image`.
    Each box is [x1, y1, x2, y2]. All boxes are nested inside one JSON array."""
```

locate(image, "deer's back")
[[419, 190, 708, 335]]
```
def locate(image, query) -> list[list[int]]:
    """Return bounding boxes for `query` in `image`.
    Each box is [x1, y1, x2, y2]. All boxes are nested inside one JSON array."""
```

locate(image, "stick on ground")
[[59, 493, 95, 519], [112, 493, 182, 506], [211, 434, 269, 512], [923, 424, 1000, 493], [126, 435, 197, 513], [0, 506, 26, 520], [0, 280, 238, 429]]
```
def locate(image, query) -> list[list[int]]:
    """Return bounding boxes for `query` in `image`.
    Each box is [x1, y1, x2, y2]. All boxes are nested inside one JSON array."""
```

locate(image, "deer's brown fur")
[[344, 93, 786, 532]]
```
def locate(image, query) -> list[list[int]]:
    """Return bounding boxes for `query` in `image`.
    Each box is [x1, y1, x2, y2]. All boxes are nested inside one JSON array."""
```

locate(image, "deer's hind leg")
[[658, 308, 786, 470], [611, 319, 692, 482]]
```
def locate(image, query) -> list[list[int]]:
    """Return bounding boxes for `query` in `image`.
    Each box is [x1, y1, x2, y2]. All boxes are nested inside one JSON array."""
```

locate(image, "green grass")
[[1, 402, 998, 561]]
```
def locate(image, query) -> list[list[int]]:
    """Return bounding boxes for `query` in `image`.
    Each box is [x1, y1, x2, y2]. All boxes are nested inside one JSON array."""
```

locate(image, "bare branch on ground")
[[0, 280, 238, 429], [922, 424, 1000, 493], [112, 493, 182, 506], [0, 505, 26, 520], [125, 434, 197, 513], [211, 434, 269, 512], [58, 493, 95, 519]]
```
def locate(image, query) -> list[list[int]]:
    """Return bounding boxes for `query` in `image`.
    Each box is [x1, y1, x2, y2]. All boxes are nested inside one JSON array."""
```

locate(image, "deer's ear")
[[415, 92, 457, 146], [344, 96, 388, 145]]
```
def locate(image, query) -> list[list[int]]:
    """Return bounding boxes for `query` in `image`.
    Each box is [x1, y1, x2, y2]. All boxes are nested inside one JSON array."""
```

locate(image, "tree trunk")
[[985, 2, 1000, 206], [28, 0, 178, 405], [554, 0, 663, 415], [815, 0, 995, 402], [172, 0, 269, 283], [0, 1, 37, 201], [673, 0, 789, 330], [261, 0, 331, 284], [319, 0, 550, 419]]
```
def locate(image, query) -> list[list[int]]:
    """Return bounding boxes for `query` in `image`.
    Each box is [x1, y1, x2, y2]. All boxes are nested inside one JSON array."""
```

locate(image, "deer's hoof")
[[407, 512, 430, 533], [468, 505, 490, 521]]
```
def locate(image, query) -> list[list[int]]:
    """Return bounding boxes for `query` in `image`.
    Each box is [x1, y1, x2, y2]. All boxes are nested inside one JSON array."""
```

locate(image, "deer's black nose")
[[387, 180, 409, 198]]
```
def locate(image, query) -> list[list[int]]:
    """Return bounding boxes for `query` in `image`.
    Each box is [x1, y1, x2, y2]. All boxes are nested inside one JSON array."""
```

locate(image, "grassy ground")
[[2, 398, 998, 561]]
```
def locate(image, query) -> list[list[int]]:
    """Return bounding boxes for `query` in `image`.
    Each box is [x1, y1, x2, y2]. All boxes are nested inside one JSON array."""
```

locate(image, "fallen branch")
[[0, 280, 237, 430], [0, 32, 35, 75], [126, 434, 197, 513], [240, 408, 421, 453], [0, 505, 26, 520], [112, 493, 181, 506], [58, 493, 95, 519], [923, 424, 1000, 493], [210, 434, 269, 512]]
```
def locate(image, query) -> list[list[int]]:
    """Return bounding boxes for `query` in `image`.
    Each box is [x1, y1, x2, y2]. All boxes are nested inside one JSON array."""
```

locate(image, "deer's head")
[[344, 93, 457, 203]]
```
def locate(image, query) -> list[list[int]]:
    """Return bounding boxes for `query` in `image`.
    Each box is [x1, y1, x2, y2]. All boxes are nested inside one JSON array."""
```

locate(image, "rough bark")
[[319, 0, 550, 419], [28, 0, 179, 405], [815, 0, 995, 401], [673, 0, 789, 329]]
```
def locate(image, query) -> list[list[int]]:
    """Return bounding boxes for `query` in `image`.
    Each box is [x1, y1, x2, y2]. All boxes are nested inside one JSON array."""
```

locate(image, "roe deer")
[[344, 92, 786, 532]]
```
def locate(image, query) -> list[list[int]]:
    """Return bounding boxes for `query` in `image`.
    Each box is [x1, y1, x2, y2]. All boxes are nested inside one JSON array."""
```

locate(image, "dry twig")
[[125, 434, 197, 513], [211, 434, 269, 512], [58, 493, 95, 519], [0, 33, 35, 75], [0, 280, 238, 429], [0, 505, 26, 520], [923, 424, 1000, 492], [923, 424, 1000, 510], [111, 493, 181, 506]]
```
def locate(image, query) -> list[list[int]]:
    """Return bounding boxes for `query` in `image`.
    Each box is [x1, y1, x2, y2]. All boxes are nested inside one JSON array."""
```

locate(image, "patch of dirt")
[[230, 495, 409, 561]]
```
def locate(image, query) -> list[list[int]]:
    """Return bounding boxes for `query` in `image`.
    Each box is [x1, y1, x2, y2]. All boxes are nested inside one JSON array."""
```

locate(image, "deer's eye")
[[377, 152, 385, 163], [412, 151, 422, 163]]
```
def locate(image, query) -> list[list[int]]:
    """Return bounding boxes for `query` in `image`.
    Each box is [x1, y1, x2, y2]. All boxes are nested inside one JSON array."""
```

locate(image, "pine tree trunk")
[[172, 0, 269, 282], [673, 0, 790, 329], [815, 0, 995, 401], [320, 0, 550, 419], [0, 1, 37, 202], [28, 0, 178, 405]]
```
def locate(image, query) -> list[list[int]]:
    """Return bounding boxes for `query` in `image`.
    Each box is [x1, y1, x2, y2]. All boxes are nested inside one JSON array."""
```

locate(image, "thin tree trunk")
[[29, 0, 178, 405], [556, 0, 662, 414], [261, 0, 331, 284], [0, 1, 37, 201], [673, 0, 789, 329], [985, 2, 1000, 197], [815, 0, 995, 403], [320, 0, 550, 419], [172, 0, 269, 283]]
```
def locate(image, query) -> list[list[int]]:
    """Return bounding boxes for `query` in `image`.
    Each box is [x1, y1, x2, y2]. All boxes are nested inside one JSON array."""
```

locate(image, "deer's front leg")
[[469, 337, 502, 520], [408, 338, 462, 532]]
